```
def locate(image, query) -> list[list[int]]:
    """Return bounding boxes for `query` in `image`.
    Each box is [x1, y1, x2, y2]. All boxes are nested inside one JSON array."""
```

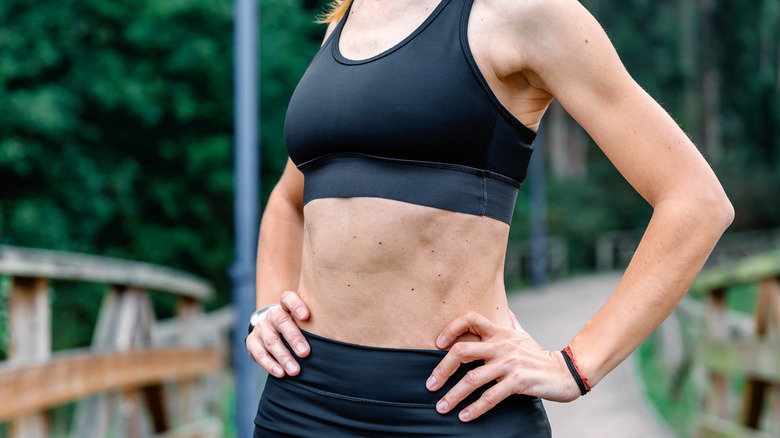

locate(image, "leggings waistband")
[[257, 330, 551, 437], [281, 330, 475, 406]]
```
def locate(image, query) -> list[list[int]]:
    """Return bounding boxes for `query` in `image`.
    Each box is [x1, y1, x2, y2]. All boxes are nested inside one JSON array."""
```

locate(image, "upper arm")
[[273, 158, 305, 214], [519, 0, 724, 207]]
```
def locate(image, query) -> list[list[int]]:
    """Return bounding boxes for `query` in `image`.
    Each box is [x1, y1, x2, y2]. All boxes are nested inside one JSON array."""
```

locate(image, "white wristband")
[[247, 304, 281, 335]]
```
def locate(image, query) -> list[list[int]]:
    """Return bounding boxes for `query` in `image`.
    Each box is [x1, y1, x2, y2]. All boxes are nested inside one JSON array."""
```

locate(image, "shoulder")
[[322, 20, 340, 45], [473, 0, 624, 94], [472, 0, 591, 35]]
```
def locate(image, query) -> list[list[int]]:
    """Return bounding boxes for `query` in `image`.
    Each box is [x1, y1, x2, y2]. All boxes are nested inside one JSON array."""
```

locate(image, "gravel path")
[[509, 273, 675, 438]]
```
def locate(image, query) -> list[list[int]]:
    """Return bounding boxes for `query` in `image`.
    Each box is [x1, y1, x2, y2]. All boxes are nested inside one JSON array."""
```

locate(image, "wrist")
[[247, 304, 281, 335], [561, 346, 592, 396]]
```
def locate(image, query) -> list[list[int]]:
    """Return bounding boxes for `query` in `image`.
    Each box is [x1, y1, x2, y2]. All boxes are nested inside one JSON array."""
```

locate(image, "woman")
[[246, 0, 733, 436]]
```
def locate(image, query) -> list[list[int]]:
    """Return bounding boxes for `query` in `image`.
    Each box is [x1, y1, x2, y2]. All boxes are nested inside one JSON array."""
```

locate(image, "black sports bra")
[[284, 0, 536, 224]]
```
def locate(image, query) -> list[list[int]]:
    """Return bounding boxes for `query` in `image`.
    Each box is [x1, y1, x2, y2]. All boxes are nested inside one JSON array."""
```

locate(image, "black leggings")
[[254, 330, 551, 437]]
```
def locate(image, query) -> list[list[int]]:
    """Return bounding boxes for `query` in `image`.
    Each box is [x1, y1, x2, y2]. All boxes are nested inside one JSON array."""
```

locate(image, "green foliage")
[[0, 0, 234, 289], [526, 0, 780, 275], [714, 0, 780, 163], [0, 0, 325, 307], [0, 0, 326, 352], [594, 0, 780, 231]]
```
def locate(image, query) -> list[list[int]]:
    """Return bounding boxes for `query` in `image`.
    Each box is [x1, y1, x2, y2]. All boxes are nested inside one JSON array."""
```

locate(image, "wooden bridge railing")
[[691, 249, 780, 438], [0, 245, 234, 438]]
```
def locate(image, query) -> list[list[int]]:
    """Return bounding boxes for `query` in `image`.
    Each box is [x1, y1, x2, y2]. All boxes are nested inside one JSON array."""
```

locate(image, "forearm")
[[256, 185, 304, 309], [569, 196, 733, 387]]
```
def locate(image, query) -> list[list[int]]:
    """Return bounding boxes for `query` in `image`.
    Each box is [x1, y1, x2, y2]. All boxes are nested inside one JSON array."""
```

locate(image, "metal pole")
[[231, 0, 260, 436], [528, 121, 548, 287]]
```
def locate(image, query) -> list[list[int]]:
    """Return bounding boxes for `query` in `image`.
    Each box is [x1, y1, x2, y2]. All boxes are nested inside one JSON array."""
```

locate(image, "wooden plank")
[[152, 417, 222, 438], [8, 277, 51, 438], [176, 298, 202, 423], [704, 289, 730, 419], [769, 385, 780, 437], [9, 418, 47, 438], [8, 277, 50, 363], [143, 384, 170, 433], [152, 306, 235, 347], [697, 415, 777, 438], [759, 279, 780, 433], [74, 287, 161, 438], [742, 278, 780, 428], [0, 347, 219, 421], [697, 338, 780, 382], [691, 249, 780, 296], [118, 389, 143, 438], [741, 380, 769, 429], [0, 245, 213, 301], [73, 286, 128, 437]]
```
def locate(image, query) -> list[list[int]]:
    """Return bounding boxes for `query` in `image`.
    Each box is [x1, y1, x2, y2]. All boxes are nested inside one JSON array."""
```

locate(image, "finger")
[[279, 290, 310, 320], [458, 381, 515, 422], [436, 311, 498, 350], [435, 363, 505, 414], [427, 342, 496, 391], [246, 331, 285, 378], [269, 306, 311, 358], [259, 318, 303, 376]]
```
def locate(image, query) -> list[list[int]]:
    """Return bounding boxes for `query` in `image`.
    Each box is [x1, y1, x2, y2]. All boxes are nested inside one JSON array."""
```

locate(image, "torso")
[[293, 0, 554, 349], [297, 198, 512, 348], [337, 0, 553, 132]]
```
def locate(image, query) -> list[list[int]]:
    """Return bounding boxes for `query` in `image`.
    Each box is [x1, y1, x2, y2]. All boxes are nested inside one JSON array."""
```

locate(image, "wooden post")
[[8, 276, 50, 438], [139, 292, 170, 434], [0, 245, 222, 437], [73, 286, 157, 438], [176, 298, 203, 423], [704, 288, 730, 420], [118, 390, 143, 438], [742, 278, 780, 433]]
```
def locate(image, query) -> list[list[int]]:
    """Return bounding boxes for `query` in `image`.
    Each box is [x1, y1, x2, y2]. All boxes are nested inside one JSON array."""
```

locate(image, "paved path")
[[509, 273, 675, 438]]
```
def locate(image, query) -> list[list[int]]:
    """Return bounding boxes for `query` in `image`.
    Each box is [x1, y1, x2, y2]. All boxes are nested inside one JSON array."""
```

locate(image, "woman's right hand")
[[246, 290, 311, 378]]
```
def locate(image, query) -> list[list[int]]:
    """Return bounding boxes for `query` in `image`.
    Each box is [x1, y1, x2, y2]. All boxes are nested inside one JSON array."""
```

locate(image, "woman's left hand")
[[426, 311, 581, 422]]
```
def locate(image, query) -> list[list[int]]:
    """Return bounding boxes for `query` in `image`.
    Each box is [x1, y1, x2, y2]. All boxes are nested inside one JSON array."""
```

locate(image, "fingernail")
[[295, 307, 306, 319], [294, 341, 307, 355], [272, 365, 283, 377], [436, 335, 446, 348], [285, 362, 299, 374], [459, 411, 470, 422], [436, 400, 448, 413], [426, 376, 436, 390]]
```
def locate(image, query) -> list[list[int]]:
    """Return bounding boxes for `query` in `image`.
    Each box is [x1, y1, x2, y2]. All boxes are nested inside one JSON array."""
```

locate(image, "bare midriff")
[[296, 197, 515, 349]]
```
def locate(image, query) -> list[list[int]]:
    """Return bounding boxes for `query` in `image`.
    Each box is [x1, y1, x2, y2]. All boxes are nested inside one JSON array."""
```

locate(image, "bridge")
[[0, 245, 233, 438], [510, 273, 673, 438], [511, 249, 780, 438], [2, 245, 778, 437]]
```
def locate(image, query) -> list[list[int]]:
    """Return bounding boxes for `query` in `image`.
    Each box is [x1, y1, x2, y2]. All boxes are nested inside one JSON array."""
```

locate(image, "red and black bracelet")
[[561, 346, 591, 396]]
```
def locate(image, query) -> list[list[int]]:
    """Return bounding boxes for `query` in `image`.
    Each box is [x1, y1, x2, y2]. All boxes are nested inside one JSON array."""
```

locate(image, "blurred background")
[[0, 0, 778, 437]]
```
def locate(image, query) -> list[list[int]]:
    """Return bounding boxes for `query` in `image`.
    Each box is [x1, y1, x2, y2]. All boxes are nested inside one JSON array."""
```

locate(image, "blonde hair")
[[317, 0, 353, 24]]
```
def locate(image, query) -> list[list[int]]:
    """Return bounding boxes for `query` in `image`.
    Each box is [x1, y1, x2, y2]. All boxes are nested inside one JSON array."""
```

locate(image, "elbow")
[[657, 184, 734, 236], [692, 187, 734, 235], [717, 195, 735, 232]]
